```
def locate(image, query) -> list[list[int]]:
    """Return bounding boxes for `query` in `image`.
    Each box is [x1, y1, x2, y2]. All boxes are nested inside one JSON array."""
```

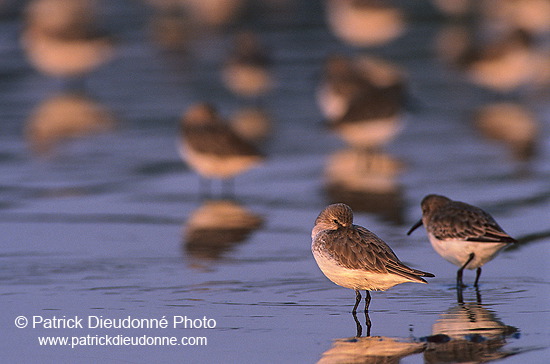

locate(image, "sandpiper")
[[21, 0, 115, 79], [407, 194, 517, 287], [317, 55, 406, 150], [325, 0, 405, 47], [222, 31, 272, 99], [178, 103, 264, 195], [312, 203, 434, 313]]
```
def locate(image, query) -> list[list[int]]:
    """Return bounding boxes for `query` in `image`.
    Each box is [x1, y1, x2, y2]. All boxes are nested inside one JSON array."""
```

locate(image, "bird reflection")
[[353, 311, 372, 338], [25, 92, 116, 156], [324, 149, 405, 223], [182, 199, 263, 268], [318, 326, 426, 363], [229, 107, 272, 144], [422, 301, 519, 363], [324, 0, 405, 47], [474, 102, 539, 162]]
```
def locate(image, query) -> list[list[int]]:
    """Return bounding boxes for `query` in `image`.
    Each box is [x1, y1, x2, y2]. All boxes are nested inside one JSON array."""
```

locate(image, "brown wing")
[[317, 225, 433, 281], [429, 202, 517, 243], [336, 83, 403, 124], [182, 124, 262, 157]]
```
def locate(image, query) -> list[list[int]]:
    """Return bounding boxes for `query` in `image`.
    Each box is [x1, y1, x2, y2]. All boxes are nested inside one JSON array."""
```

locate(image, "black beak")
[[407, 219, 423, 235]]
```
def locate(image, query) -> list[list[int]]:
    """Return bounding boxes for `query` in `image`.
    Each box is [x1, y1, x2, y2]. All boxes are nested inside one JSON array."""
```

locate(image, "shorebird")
[[311, 203, 434, 313], [407, 194, 517, 287], [474, 102, 538, 161], [436, 26, 546, 92], [21, 0, 114, 79], [222, 31, 272, 99], [325, 0, 405, 47], [317, 55, 406, 150], [178, 103, 264, 195]]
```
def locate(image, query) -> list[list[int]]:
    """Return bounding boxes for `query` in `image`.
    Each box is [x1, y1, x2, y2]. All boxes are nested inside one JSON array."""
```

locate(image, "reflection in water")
[[352, 311, 372, 338], [324, 149, 405, 223], [230, 107, 272, 144], [423, 301, 519, 363], [324, 0, 405, 47], [182, 199, 263, 268], [318, 315, 426, 364], [474, 102, 539, 161], [25, 92, 116, 155]]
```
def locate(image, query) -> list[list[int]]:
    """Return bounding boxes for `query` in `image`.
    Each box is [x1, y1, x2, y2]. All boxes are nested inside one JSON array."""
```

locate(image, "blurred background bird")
[[178, 103, 265, 196]]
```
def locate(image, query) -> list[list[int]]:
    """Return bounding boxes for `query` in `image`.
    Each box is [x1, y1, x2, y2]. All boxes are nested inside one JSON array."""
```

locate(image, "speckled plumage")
[[408, 194, 517, 287], [420, 196, 516, 243], [179, 103, 264, 180], [312, 203, 433, 312]]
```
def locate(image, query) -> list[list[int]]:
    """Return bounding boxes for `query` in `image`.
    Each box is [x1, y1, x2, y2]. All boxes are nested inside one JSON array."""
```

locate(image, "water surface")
[[0, 1, 549, 363]]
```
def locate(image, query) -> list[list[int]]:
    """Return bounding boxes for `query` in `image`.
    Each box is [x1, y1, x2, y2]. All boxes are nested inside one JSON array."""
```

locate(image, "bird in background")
[[21, 0, 115, 82], [312, 203, 434, 314], [222, 31, 273, 99], [407, 194, 517, 288], [317, 55, 407, 151], [178, 103, 265, 196]]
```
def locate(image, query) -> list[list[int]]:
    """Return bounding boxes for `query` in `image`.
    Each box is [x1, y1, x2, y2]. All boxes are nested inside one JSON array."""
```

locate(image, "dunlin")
[[325, 0, 405, 47], [437, 26, 546, 91], [474, 102, 538, 161], [312, 203, 434, 313], [178, 103, 264, 194], [407, 194, 517, 287], [21, 0, 114, 78], [222, 31, 272, 98], [317, 55, 406, 150]]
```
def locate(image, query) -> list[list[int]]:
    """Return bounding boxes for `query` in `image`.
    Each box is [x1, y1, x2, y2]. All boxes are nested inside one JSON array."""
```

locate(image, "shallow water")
[[1, 1, 549, 363]]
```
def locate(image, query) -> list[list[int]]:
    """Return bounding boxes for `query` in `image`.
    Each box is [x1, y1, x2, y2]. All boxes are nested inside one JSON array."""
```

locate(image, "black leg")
[[364, 291, 371, 312], [353, 290, 361, 313], [365, 311, 371, 337], [352, 311, 362, 337], [457, 253, 475, 288], [474, 267, 482, 287], [456, 284, 464, 304], [475, 284, 482, 304]]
